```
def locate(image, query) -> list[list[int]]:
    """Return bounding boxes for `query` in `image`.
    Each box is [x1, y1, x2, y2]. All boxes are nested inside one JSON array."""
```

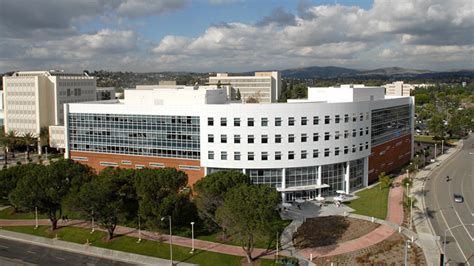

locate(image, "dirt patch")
[[293, 216, 379, 249], [311, 233, 426, 265]]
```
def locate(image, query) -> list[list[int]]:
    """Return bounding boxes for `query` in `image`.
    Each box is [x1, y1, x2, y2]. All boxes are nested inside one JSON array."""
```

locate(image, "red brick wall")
[[69, 151, 204, 188], [368, 134, 412, 183]]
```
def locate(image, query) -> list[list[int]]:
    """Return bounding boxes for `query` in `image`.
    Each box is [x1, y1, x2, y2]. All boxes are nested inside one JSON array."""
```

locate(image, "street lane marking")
[[27, 250, 36, 254], [54, 256, 65, 261], [0, 245, 9, 249]]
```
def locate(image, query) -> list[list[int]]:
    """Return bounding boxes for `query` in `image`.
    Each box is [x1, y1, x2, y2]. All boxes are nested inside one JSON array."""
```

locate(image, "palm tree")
[[21, 132, 37, 162], [0, 128, 9, 165], [6, 130, 17, 158]]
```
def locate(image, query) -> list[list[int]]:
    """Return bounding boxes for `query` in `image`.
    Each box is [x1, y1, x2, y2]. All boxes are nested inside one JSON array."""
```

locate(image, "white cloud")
[[116, 0, 190, 17]]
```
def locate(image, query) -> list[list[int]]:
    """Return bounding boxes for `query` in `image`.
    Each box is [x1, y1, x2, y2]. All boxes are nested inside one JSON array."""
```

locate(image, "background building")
[[208, 71, 281, 103], [383, 81, 434, 96], [96, 87, 116, 100], [2, 71, 96, 139], [62, 84, 413, 202]]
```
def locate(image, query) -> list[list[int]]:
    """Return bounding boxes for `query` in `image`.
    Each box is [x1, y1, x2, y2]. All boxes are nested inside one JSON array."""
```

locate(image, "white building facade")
[[64, 85, 413, 202], [383, 81, 434, 96], [209, 71, 281, 103]]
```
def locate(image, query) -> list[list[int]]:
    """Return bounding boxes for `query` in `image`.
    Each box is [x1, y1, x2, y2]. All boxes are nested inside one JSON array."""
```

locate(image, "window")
[[275, 151, 282, 160], [335, 131, 340, 140], [301, 117, 307, 125], [275, 134, 282, 143], [248, 152, 255, 161], [365, 112, 370, 120], [352, 114, 357, 122], [324, 148, 330, 157], [221, 134, 227, 143], [234, 152, 241, 160], [208, 117, 214, 126], [359, 113, 364, 121], [352, 145, 356, 153], [261, 135, 268, 144], [301, 150, 307, 159], [261, 152, 268, 161], [366, 127, 369, 135], [313, 149, 319, 158], [359, 144, 364, 151], [352, 129, 357, 137], [261, 117, 268, 126], [275, 117, 282, 126], [360, 128, 364, 136], [234, 117, 240, 127], [221, 151, 227, 160], [313, 116, 319, 125], [248, 118, 254, 127], [325, 115, 330, 124], [344, 114, 349, 123], [248, 135, 254, 144], [288, 151, 295, 160], [288, 117, 295, 126], [313, 133, 319, 141], [344, 130, 349, 139], [301, 133, 307, 142], [221, 117, 227, 126], [335, 147, 340, 156], [335, 115, 340, 123], [208, 151, 214, 160], [208, 134, 214, 143], [324, 132, 330, 141], [234, 135, 241, 144], [365, 142, 369, 150], [344, 146, 349, 154], [288, 134, 295, 143]]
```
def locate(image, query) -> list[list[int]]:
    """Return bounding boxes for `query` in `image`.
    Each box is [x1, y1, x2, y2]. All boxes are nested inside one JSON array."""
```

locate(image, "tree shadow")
[[292, 216, 350, 249]]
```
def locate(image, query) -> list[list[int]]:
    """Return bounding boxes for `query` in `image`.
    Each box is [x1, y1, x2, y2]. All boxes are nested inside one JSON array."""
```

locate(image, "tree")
[[0, 164, 40, 202], [39, 126, 49, 151], [0, 128, 9, 165], [20, 132, 37, 161], [73, 167, 137, 240], [194, 171, 250, 232], [414, 93, 430, 105], [236, 89, 241, 100], [6, 130, 17, 158], [292, 84, 307, 99], [378, 172, 392, 189], [216, 184, 280, 263], [134, 168, 191, 230], [427, 113, 446, 139]]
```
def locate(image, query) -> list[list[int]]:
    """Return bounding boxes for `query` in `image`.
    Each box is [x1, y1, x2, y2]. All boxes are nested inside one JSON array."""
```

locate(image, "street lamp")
[[441, 139, 444, 155], [91, 209, 95, 234], [34, 206, 38, 229], [137, 215, 142, 243], [404, 239, 412, 266], [443, 223, 474, 265], [161, 216, 173, 265], [190, 222, 195, 254]]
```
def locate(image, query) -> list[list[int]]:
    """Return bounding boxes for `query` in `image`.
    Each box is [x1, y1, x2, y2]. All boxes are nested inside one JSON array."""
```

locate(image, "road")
[[425, 134, 474, 265], [0, 237, 133, 266]]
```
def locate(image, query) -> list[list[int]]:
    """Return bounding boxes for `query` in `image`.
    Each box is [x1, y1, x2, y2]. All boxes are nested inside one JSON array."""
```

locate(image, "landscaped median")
[[0, 225, 276, 266]]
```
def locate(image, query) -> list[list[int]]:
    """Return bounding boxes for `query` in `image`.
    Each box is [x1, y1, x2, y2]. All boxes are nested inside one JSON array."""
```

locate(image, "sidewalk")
[[410, 142, 462, 266], [0, 218, 277, 259]]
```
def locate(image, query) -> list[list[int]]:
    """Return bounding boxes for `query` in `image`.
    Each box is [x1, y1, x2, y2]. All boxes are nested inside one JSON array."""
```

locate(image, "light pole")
[[276, 231, 279, 257], [34, 206, 38, 229], [161, 216, 173, 265], [190, 222, 195, 254], [434, 143, 437, 160], [137, 215, 142, 243], [409, 195, 413, 230], [404, 239, 411, 266], [443, 223, 474, 265], [91, 209, 95, 234], [406, 169, 409, 181], [441, 139, 444, 155]]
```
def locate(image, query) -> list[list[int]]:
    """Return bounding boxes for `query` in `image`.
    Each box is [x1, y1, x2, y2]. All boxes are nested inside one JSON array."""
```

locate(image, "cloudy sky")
[[0, 0, 473, 73]]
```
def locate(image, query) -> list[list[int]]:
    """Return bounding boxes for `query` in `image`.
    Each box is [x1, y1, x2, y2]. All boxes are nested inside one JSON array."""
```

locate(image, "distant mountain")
[[281, 66, 360, 78], [358, 67, 433, 76]]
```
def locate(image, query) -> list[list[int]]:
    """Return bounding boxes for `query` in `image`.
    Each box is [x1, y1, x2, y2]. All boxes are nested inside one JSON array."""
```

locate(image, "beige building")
[[209, 71, 281, 103], [383, 81, 434, 96], [2, 70, 96, 138]]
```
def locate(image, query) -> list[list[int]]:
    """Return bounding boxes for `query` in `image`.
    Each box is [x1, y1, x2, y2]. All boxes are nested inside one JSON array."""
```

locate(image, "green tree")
[[427, 113, 446, 139], [20, 132, 37, 161], [134, 168, 191, 230], [0, 164, 40, 202], [39, 126, 49, 151], [292, 84, 307, 99], [216, 183, 280, 263], [0, 128, 9, 165], [378, 172, 392, 190], [73, 167, 137, 240], [194, 171, 250, 231], [236, 89, 241, 100], [414, 93, 430, 105], [6, 130, 18, 159]]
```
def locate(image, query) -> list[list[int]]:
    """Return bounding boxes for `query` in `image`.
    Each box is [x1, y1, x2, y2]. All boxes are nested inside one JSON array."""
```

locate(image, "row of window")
[[208, 142, 369, 161], [208, 113, 369, 127], [208, 128, 369, 144]]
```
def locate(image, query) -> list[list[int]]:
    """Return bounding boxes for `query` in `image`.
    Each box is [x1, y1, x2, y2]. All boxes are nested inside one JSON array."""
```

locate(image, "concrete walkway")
[[0, 218, 276, 260]]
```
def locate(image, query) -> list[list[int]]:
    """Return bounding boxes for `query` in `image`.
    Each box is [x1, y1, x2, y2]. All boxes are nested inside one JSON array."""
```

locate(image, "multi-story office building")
[[0, 91, 4, 126], [63, 84, 413, 202], [383, 81, 434, 96], [208, 71, 281, 103], [2, 71, 96, 138]]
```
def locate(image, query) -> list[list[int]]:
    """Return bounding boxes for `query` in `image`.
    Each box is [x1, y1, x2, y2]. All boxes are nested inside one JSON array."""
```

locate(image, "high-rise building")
[[2, 70, 96, 138], [61, 84, 414, 202], [209, 71, 281, 103], [383, 81, 433, 96]]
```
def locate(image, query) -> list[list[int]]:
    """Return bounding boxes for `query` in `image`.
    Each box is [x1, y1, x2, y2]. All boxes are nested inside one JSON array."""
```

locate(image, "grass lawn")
[[2, 226, 276, 266], [0, 207, 81, 220], [345, 183, 389, 220], [414, 135, 435, 143]]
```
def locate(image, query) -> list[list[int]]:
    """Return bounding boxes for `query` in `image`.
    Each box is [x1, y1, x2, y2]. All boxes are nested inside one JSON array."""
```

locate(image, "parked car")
[[454, 194, 464, 203]]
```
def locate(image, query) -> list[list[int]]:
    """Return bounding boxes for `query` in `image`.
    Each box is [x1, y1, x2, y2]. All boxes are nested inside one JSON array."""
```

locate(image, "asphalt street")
[[425, 134, 474, 265], [0, 237, 133, 266]]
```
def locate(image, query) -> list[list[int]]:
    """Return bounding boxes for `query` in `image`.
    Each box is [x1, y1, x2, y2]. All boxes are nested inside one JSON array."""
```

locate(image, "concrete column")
[[317, 165, 322, 196], [281, 168, 286, 202], [242, 168, 246, 174], [363, 157, 369, 187], [345, 161, 350, 194]]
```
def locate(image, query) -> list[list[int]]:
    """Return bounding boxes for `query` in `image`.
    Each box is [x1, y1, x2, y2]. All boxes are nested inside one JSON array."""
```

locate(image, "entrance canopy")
[[277, 184, 329, 192]]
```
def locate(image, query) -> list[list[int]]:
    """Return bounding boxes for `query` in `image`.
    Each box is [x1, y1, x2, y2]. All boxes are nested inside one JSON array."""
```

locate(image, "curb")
[[0, 229, 195, 266]]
